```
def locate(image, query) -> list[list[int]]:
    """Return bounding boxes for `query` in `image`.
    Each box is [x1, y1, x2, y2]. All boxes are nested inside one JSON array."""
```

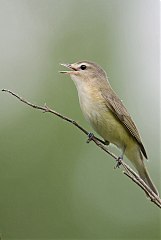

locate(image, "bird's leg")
[[86, 132, 95, 143], [86, 132, 109, 145], [114, 146, 126, 169]]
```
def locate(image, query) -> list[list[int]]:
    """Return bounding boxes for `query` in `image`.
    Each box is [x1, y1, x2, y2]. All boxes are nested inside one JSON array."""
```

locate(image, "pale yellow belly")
[[80, 99, 133, 150], [78, 86, 136, 152], [92, 110, 131, 148]]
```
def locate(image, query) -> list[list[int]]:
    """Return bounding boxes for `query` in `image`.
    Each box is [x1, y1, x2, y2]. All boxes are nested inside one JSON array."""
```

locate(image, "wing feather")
[[101, 89, 147, 159]]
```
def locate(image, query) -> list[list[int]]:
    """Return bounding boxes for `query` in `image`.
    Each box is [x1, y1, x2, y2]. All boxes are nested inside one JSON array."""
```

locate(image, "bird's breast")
[[77, 84, 132, 149], [77, 84, 106, 124]]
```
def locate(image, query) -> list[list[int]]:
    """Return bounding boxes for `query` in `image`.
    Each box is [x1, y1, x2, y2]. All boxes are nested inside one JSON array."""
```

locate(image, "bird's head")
[[60, 61, 107, 84]]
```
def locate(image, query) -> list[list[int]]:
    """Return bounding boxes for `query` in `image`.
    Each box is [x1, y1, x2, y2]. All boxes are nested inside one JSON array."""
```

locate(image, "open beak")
[[59, 63, 77, 74]]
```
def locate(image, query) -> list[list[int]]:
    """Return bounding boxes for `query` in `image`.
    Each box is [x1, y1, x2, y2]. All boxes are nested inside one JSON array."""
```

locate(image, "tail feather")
[[126, 146, 159, 196], [135, 162, 159, 196]]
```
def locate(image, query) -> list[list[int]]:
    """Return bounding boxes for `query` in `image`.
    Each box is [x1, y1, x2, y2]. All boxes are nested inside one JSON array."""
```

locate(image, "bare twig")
[[2, 89, 161, 208]]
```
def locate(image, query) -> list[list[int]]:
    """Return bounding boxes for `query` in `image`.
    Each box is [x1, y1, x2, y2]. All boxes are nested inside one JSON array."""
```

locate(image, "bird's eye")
[[80, 65, 86, 70]]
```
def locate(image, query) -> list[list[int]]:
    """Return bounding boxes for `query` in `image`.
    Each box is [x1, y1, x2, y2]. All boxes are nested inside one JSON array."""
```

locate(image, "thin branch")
[[2, 89, 161, 209]]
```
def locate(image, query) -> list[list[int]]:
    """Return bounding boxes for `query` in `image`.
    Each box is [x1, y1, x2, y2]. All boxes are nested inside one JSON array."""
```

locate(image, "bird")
[[60, 60, 159, 196]]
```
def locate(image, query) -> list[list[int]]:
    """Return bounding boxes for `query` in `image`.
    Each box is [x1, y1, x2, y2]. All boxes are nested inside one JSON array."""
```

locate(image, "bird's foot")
[[114, 156, 123, 169], [86, 132, 94, 143], [86, 133, 109, 145]]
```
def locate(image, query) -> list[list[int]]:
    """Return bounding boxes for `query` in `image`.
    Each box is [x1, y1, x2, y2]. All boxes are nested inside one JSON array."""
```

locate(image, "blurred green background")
[[0, 0, 160, 239]]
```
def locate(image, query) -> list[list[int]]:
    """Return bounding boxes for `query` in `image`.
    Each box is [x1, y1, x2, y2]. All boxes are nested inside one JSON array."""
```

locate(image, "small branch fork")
[[2, 89, 161, 209]]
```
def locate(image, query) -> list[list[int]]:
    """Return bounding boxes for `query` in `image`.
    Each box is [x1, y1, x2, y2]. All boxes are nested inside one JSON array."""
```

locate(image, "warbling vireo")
[[60, 60, 158, 195]]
